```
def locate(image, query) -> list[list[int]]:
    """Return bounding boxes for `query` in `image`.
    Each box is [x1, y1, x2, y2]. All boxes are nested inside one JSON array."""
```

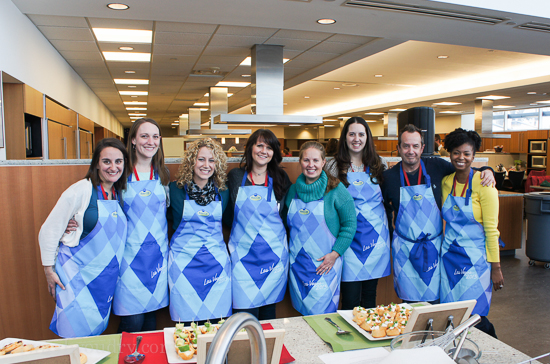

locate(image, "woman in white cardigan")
[[39, 138, 129, 338]]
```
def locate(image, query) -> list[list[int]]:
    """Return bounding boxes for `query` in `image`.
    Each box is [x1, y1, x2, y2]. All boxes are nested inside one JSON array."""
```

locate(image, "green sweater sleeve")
[[325, 183, 357, 256], [281, 184, 297, 230]]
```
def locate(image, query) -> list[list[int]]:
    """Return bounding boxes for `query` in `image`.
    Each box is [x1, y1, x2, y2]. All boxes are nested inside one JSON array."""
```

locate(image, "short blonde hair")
[[176, 138, 227, 190]]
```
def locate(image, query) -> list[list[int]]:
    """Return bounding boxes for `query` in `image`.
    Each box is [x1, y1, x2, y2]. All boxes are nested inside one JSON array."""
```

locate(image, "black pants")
[[118, 311, 157, 333], [475, 316, 497, 338], [233, 303, 277, 320], [340, 279, 379, 309]]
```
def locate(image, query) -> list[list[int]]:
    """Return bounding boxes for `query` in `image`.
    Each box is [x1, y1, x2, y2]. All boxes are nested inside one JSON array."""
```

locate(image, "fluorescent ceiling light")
[[390, 108, 407, 111], [433, 102, 462, 106], [124, 101, 147, 105], [476, 95, 510, 100], [130, 117, 141, 119], [317, 18, 336, 25], [537, 100, 550, 104], [107, 3, 129, 10], [200, 108, 209, 111], [239, 57, 289, 66], [374, 74, 383, 78], [193, 102, 209, 106], [119, 46, 134, 51], [215, 82, 250, 88], [93, 28, 152, 43], [203, 93, 233, 97], [288, 125, 301, 127], [527, 92, 537, 94], [365, 112, 384, 115], [438, 55, 449, 59], [114, 79, 149, 85], [103, 52, 151, 62], [120, 91, 148, 96], [493, 105, 515, 109], [439, 111, 462, 114], [126, 107, 147, 110], [324, 125, 336, 127], [128, 113, 146, 116], [125, 70, 136, 74]]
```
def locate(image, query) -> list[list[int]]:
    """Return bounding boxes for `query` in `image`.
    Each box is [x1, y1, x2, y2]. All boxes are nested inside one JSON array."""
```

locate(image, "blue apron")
[[441, 170, 492, 316], [342, 168, 391, 282], [113, 172, 169, 315], [168, 187, 232, 321], [228, 172, 289, 309], [50, 187, 126, 338], [392, 160, 442, 302], [287, 195, 343, 316]]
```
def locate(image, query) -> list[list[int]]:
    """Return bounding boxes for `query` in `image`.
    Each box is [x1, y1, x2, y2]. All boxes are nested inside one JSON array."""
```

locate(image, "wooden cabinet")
[[48, 120, 76, 159], [2, 83, 44, 159], [498, 192, 524, 251], [508, 130, 549, 153], [79, 130, 93, 159]]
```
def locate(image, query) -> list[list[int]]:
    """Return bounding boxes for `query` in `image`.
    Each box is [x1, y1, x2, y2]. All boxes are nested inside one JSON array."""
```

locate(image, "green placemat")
[[48, 334, 121, 364], [303, 313, 392, 352]]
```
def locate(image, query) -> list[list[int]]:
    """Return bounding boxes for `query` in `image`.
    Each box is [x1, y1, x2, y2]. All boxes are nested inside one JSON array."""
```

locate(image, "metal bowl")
[[390, 331, 481, 361]]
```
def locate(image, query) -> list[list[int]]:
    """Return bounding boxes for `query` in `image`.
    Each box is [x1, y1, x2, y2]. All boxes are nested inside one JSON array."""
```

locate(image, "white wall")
[[435, 115, 462, 133], [0, 0, 122, 138], [461, 114, 475, 130]]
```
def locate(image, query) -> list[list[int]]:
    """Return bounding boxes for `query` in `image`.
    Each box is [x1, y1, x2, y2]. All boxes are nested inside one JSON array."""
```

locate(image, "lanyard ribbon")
[[133, 165, 154, 181], [100, 184, 116, 200]]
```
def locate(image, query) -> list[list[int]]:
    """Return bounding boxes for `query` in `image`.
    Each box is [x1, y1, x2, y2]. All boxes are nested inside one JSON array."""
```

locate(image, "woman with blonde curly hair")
[[166, 138, 231, 323]]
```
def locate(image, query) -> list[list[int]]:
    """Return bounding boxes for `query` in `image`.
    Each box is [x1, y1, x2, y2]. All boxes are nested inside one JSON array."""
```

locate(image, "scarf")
[[187, 179, 217, 206]]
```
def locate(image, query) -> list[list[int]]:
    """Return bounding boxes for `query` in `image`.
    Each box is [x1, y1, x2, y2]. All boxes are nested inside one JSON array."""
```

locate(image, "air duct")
[[398, 107, 435, 156]]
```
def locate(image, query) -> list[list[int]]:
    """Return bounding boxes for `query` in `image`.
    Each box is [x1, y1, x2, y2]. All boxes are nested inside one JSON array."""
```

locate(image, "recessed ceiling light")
[[304, 96, 310, 99], [107, 3, 129, 10], [527, 92, 537, 95], [390, 108, 407, 111], [494, 105, 515, 109], [342, 83, 357, 87], [93, 28, 152, 43], [120, 91, 148, 96], [241, 74, 251, 77], [194, 102, 209, 106], [239, 57, 290, 66], [317, 18, 336, 25], [103, 52, 151, 62], [334, 87, 341, 90], [536, 100, 550, 104], [119, 46, 134, 51], [125, 70, 136, 74], [203, 93, 233, 97], [433, 102, 462, 106], [114, 79, 149, 85], [324, 124, 336, 127], [374, 74, 383, 78], [124, 101, 147, 105], [215, 81, 250, 87], [365, 112, 384, 115], [476, 95, 510, 100], [289, 125, 301, 127], [439, 111, 462, 114], [126, 107, 147, 110], [131, 95, 138, 98], [127, 85, 136, 88], [438, 55, 449, 59]]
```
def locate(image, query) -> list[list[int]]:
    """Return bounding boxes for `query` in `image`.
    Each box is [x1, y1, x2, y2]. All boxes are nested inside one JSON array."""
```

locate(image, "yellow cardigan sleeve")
[[442, 172, 500, 262]]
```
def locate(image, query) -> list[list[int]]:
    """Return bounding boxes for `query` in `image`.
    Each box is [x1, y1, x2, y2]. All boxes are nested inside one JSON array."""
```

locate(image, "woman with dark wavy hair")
[[167, 138, 231, 323], [326, 117, 390, 310], [223, 129, 291, 320]]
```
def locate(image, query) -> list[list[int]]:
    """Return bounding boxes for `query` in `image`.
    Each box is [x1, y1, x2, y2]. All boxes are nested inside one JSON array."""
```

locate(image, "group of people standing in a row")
[[39, 116, 503, 339]]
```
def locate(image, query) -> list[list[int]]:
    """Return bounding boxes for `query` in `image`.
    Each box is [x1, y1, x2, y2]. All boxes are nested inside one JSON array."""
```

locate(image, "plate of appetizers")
[[0, 338, 110, 364], [337, 303, 413, 341], [164, 320, 225, 364]]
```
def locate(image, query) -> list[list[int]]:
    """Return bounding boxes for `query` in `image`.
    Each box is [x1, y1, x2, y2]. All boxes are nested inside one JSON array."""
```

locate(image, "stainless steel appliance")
[[529, 139, 547, 154], [530, 155, 547, 169]]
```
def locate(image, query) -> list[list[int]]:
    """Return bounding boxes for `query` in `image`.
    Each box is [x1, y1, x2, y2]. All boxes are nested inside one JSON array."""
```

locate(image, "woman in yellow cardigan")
[[440, 128, 504, 338]]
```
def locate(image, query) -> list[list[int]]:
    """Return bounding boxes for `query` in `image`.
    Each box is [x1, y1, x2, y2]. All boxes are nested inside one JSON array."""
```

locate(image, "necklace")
[[350, 163, 364, 173]]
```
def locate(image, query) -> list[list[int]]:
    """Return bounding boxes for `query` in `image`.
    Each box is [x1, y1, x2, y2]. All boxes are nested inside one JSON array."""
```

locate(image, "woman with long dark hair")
[[223, 129, 291, 320], [39, 138, 129, 337], [326, 117, 390, 310]]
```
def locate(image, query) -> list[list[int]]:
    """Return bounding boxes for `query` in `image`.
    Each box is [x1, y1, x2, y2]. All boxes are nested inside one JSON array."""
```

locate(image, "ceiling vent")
[[191, 68, 226, 77], [516, 21, 550, 33], [344, 0, 508, 24]]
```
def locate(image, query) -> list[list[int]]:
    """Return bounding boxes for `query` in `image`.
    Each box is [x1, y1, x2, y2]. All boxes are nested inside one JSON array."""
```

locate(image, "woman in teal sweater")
[[282, 141, 357, 315]]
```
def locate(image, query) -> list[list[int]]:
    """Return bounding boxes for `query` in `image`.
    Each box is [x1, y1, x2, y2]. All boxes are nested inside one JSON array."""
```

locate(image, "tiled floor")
[[489, 246, 550, 363]]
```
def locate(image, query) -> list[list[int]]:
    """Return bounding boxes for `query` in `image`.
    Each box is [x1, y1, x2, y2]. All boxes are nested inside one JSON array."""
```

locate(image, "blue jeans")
[[117, 311, 157, 333], [233, 303, 276, 320]]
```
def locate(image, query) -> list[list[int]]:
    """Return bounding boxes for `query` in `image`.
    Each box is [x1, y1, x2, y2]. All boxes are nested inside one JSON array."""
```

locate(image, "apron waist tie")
[[396, 230, 442, 272]]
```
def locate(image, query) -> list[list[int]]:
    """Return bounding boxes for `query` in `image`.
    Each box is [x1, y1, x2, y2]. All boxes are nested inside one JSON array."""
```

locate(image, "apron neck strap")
[[451, 169, 474, 204], [99, 184, 116, 200], [132, 165, 154, 181]]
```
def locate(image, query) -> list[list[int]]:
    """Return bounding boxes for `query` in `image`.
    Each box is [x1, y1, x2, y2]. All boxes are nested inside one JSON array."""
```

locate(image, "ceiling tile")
[[69, 59, 107, 68], [202, 46, 250, 57], [50, 40, 98, 52], [59, 50, 104, 61], [155, 21, 217, 33], [271, 29, 332, 41], [309, 41, 360, 54], [88, 18, 154, 30], [196, 55, 244, 65], [328, 34, 378, 44], [264, 38, 320, 51], [155, 32, 212, 45], [153, 44, 204, 56], [208, 34, 270, 48], [293, 51, 340, 63], [152, 54, 198, 63], [217, 25, 278, 37], [38, 26, 94, 41], [27, 14, 89, 27], [98, 43, 152, 52], [279, 59, 322, 69]]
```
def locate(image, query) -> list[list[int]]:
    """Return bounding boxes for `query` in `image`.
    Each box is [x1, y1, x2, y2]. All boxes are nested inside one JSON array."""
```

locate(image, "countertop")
[[47, 316, 538, 364]]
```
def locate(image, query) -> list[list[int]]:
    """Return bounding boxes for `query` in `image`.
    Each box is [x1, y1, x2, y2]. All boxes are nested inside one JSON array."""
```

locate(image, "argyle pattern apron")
[[50, 187, 126, 338], [113, 173, 168, 315], [342, 168, 391, 282], [393, 160, 442, 302], [228, 172, 288, 309], [168, 188, 231, 321], [288, 195, 342, 316], [441, 170, 492, 316]]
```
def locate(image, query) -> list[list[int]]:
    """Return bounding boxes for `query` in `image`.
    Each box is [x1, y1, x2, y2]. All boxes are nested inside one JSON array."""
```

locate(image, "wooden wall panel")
[[78, 115, 94, 133], [46, 99, 75, 127], [24, 84, 44, 118], [3, 83, 26, 160]]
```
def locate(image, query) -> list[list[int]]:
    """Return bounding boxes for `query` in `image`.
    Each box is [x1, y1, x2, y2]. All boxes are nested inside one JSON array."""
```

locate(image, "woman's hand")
[[64, 218, 78, 234], [316, 251, 340, 275], [44, 266, 65, 301], [480, 170, 496, 187], [491, 263, 504, 291]]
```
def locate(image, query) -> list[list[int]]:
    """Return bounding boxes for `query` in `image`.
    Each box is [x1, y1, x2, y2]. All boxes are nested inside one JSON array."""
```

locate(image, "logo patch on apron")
[[353, 180, 364, 186], [299, 208, 310, 215], [112, 211, 118, 218], [197, 210, 210, 217], [453, 205, 460, 211], [250, 194, 262, 201], [413, 194, 423, 201], [139, 190, 152, 197]]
